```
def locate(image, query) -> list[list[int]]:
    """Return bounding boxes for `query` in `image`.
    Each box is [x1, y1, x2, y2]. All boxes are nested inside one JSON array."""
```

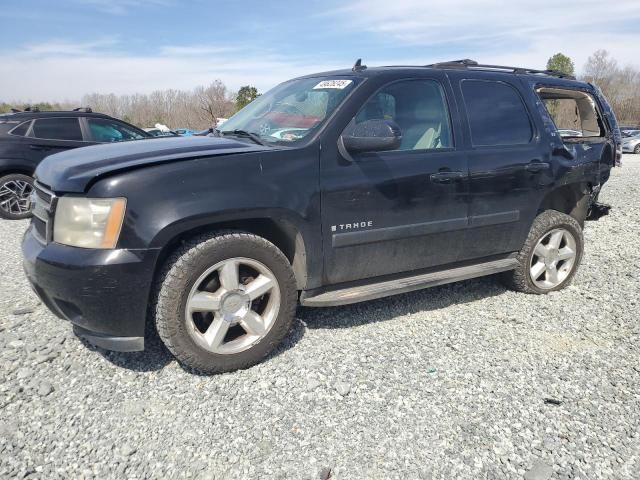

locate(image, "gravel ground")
[[1, 155, 639, 480]]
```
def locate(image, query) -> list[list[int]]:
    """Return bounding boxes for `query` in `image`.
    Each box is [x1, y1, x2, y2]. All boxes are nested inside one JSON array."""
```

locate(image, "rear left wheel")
[[154, 231, 297, 373], [502, 210, 583, 294], [0, 173, 34, 220]]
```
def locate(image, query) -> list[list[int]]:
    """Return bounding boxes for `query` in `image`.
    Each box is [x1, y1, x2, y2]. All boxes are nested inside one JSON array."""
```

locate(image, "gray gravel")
[[1, 155, 639, 479]]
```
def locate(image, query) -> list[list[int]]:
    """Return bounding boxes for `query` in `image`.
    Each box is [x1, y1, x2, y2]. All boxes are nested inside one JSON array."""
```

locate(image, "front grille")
[[31, 181, 57, 244]]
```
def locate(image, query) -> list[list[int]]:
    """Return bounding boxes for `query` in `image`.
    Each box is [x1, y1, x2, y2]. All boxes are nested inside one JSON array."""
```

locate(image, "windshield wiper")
[[221, 129, 266, 146]]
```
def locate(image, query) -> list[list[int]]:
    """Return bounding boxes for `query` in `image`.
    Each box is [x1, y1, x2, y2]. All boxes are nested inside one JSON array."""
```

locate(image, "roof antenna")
[[352, 58, 367, 72]]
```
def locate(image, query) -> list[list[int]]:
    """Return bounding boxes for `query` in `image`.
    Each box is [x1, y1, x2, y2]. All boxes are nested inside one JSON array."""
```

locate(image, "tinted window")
[[32, 118, 82, 141], [87, 118, 146, 142], [10, 121, 31, 136], [462, 80, 532, 146], [352, 79, 452, 150]]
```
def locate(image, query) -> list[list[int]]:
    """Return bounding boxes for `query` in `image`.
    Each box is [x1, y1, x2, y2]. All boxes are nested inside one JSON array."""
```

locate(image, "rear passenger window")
[[352, 79, 453, 150], [32, 118, 83, 141], [462, 80, 532, 146]]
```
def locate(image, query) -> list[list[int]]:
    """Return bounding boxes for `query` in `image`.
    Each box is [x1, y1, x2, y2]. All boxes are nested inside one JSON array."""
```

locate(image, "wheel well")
[[153, 218, 308, 290], [0, 167, 33, 178], [538, 183, 591, 226]]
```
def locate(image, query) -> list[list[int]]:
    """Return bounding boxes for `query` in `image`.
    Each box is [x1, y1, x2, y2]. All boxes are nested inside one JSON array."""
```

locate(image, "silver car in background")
[[622, 133, 640, 154]]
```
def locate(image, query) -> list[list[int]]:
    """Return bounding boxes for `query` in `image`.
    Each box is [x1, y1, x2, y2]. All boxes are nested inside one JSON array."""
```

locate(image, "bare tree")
[[581, 50, 640, 126], [194, 81, 236, 127], [75, 80, 239, 130]]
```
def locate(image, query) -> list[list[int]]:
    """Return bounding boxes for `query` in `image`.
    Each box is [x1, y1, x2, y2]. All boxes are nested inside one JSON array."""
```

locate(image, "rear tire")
[[634, 144, 640, 154], [0, 173, 34, 220], [154, 231, 297, 373], [502, 210, 583, 294]]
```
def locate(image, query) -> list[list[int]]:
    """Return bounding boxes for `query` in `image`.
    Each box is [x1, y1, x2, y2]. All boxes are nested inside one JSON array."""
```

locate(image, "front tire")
[[154, 231, 297, 373], [502, 210, 583, 294], [634, 144, 640, 154], [0, 173, 34, 220]]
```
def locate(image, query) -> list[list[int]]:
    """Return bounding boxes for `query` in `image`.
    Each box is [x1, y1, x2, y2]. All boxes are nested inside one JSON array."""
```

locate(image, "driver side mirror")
[[340, 119, 402, 156]]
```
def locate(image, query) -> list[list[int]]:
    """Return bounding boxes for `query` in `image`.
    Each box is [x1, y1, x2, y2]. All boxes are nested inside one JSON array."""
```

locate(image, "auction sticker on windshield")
[[313, 79, 353, 89]]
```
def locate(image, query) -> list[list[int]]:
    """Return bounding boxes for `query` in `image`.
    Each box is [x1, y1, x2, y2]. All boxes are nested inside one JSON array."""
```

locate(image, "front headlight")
[[53, 197, 127, 249]]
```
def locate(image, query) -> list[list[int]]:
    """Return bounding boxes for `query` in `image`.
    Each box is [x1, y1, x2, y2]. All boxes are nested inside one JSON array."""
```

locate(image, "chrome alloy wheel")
[[185, 257, 281, 354], [0, 179, 33, 216], [529, 228, 577, 289]]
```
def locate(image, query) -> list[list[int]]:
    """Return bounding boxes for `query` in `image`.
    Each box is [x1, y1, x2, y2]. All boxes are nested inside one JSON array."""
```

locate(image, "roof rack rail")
[[427, 59, 576, 80], [73, 106, 93, 113], [10, 108, 22, 113], [430, 59, 479, 67], [23, 106, 40, 112]]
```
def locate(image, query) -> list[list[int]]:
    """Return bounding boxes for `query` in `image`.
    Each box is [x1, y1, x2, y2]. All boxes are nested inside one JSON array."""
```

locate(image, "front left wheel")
[[154, 231, 297, 373], [0, 173, 34, 220]]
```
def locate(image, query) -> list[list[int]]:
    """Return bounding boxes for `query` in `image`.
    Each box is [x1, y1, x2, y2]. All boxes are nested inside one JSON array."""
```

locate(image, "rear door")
[[449, 72, 550, 260], [24, 117, 92, 164], [320, 73, 469, 285]]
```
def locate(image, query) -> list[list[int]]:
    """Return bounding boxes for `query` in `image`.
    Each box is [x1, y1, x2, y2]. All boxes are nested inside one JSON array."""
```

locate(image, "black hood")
[[36, 136, 268, 192]]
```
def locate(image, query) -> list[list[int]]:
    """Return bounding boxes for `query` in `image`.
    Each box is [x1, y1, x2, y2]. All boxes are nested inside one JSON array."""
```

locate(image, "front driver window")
[[353, 80, 452, 150], [87, 118, 146, 142]]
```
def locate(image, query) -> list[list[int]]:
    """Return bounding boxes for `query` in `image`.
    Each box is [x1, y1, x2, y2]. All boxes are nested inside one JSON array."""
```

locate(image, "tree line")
[[1, 50, 638, 128], [0, 83, 260, 130]]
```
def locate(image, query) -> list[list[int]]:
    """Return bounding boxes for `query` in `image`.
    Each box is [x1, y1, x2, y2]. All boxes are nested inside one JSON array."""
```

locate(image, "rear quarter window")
[[461, 80, 533, 146], [9, 121, 31, 136], [537, 87, 605, 138]]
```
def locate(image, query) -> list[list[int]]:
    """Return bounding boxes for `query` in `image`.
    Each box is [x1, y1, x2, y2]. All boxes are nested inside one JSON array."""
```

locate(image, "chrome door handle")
[[430, 171, 465, 184], [525, 162, 551, 173]]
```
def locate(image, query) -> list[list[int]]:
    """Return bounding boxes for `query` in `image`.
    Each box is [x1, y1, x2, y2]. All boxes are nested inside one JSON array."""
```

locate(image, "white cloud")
[[74, 0, 171, 15], [2, 0, 639, 102], [0, 41, 342, 102], [21, 38, 120, 57], [158, 45, 239, 57], [329, 0, 640, 71]]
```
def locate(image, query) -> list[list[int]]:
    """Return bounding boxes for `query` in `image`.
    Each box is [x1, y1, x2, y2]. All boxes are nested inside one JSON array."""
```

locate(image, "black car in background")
[[0, 108, 150, 219]]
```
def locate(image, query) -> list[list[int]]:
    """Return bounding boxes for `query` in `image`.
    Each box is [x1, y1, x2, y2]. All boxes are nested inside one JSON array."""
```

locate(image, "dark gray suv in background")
[[0, 108, 150, 219]]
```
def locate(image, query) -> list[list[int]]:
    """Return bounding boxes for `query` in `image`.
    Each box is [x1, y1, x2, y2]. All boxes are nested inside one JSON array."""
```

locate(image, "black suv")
[[22, 60, 621, 373], [0, 108, 150, 219]]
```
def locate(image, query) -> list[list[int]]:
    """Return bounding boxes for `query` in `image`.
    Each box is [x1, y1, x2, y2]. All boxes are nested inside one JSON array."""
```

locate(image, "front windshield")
[[220, 76, 360, 145]]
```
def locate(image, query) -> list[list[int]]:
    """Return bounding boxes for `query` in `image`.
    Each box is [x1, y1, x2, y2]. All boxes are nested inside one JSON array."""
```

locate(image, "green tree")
[[546, 53, 575, 76], [235, 85, 259, 111], [544, 53, 576, 119]]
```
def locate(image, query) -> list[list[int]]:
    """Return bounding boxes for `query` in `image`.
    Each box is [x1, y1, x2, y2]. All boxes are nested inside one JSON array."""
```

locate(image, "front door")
[[320, 75, 469, 285]]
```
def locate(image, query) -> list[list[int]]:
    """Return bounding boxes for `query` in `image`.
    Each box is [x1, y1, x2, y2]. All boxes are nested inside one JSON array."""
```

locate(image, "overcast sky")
[[2, 0, 640, 101]]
